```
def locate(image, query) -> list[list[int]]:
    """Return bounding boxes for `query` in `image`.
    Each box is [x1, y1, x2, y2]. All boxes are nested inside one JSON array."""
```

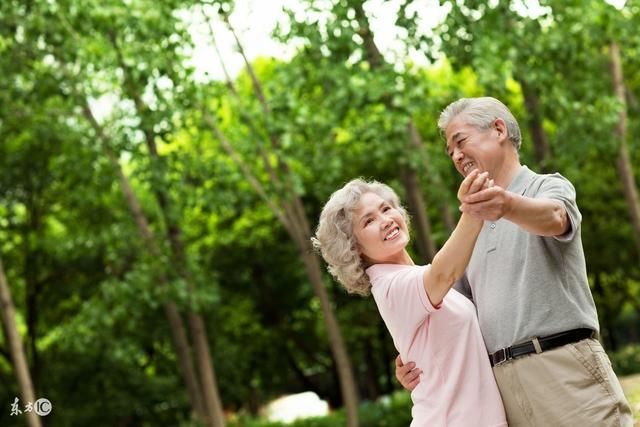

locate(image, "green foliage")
[[611, 345, 640, 376], [1, 0, 640, 425], [228, 391, 412, 427]]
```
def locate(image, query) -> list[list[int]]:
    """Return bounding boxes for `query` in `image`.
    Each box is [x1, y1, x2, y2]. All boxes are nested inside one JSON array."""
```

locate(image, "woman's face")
[[352, 192, 410, 265]]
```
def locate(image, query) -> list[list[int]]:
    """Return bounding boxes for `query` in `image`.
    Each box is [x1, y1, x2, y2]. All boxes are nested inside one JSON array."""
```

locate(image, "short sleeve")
[[533, 173, 582, 242], [370, 265, 439, 350]]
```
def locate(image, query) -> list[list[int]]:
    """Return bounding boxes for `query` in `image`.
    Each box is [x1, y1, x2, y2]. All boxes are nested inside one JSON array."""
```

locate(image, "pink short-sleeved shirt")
[[368, 264, 507, 427]]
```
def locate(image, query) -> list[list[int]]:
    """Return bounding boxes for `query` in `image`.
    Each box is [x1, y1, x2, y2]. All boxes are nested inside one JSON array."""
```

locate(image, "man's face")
[[445, 115, 505, 178], [352, 192, 410, 265]]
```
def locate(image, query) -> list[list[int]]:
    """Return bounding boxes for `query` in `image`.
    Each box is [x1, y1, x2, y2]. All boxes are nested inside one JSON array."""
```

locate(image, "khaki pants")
[[492, 338, 633, 427]]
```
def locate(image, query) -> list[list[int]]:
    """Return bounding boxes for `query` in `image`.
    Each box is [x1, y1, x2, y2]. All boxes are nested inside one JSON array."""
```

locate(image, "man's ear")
[[494, 118, 508, 142]]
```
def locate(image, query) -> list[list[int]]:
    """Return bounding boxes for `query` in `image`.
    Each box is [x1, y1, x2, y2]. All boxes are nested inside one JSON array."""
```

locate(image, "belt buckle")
[[493, 347, 512, 367]]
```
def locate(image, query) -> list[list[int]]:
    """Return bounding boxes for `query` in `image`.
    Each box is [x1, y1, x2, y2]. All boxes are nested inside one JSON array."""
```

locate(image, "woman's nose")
[[453, 148, 464, 162]]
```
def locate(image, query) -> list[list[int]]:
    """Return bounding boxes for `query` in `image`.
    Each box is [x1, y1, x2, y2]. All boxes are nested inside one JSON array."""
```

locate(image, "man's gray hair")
[[311, 179, 409, 296], [437, 97, 522, 151]]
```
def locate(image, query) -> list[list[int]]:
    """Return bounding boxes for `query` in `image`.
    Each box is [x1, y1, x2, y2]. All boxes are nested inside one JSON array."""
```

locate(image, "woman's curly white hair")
[[311, 178, 409, 296]]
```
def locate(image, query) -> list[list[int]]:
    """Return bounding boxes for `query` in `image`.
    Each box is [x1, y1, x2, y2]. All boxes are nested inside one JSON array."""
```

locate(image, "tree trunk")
[[188, 313, 226, 427], [298, 246, 360, 427], [282, 189, 359, 427], [440, 204, 456, 233], [616, 145, 640, 256], [592, 273, 618, 351], [519, 77, 551, 172], [26, 268, 39, 393], [406, 122, 439, 260], [164, 304, 207, 419], [108, 147, 209, 421], [610, 41, 640, 258], [410, 121, 457, 234], [24, 221, 40, 393], [363, 338, 379, 400], [401, 167, 437, 261], [22, 193, 43, 393], [126, 148, 225, 427], [142, 145, 226, 427], [354, 3, 437, 262], [214, 15, 360, 426], [287, 193, 360, 427], [82, 103, 208, 422], [109, 35, 227, 424], [0, 257, 42, 427]]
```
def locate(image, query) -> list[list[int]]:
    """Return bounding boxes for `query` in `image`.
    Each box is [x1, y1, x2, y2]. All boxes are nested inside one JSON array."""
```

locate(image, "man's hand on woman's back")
[[395, 355, 422, 391]]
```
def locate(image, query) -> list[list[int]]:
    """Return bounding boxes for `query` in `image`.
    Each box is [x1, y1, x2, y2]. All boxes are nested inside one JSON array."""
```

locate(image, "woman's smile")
[[384, 227, 400, 241]]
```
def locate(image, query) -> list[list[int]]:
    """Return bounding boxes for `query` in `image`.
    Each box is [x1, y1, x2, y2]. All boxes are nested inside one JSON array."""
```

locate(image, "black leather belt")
[[489, 328, 594, 367]]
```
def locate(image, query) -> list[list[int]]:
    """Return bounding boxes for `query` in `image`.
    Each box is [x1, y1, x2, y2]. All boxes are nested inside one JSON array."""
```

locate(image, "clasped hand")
[[458, 170, 510, 221]]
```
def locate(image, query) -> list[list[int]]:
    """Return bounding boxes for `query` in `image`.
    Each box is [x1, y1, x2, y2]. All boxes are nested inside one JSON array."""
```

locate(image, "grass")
[[620, 374, 640, 425]]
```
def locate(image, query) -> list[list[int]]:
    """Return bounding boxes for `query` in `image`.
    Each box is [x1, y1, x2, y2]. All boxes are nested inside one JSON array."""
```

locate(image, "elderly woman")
[[312, 171, 506, 427]]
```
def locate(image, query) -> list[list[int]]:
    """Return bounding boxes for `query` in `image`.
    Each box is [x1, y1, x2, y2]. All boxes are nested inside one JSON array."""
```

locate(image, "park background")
[[1, 0, 640, 426]]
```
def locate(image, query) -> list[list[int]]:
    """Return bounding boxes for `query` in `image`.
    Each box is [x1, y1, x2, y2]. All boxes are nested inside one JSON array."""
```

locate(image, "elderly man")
[[396, 97, 632, 426]]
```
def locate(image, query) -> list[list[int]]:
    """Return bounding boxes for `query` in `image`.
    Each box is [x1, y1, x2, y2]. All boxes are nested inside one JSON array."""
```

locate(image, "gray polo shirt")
[[455, 165, 599, 354]]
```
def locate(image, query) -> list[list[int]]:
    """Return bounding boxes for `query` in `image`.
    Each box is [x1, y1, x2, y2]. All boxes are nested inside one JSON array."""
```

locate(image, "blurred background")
[[1, 0, 640, 426]]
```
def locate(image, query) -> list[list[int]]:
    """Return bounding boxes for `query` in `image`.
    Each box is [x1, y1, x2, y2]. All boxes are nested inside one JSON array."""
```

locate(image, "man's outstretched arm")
[[461, 185, 569, 237]]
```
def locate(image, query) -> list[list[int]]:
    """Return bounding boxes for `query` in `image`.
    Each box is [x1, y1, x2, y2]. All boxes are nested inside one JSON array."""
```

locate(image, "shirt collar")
[[366, 263, 409, 281], [506, 165, 535, 196]]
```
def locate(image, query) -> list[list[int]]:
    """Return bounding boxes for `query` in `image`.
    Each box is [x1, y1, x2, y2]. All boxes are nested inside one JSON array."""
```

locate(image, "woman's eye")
[[382, 206, 391, 212], [365, 218, 373, 226]]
